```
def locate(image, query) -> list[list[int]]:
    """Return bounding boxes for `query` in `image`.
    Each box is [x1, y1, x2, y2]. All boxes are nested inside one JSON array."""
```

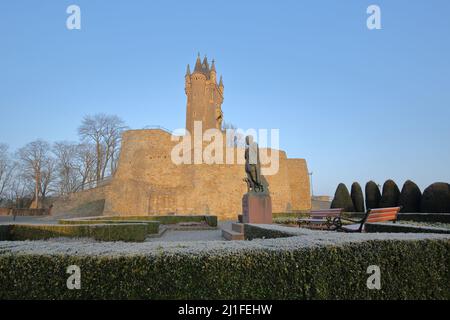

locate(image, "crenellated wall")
[[103, 129, 311, 220]]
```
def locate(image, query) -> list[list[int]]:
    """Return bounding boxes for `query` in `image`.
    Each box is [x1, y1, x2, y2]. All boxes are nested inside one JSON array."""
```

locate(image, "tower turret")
[[219, 75, 224, 94], [210, 59, 217, 83], [185, 54, 224, 134], [185, 64, 191, 95]]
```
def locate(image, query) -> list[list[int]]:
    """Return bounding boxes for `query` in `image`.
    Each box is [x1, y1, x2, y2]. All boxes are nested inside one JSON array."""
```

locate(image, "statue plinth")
[[242, 192, 272, 224]]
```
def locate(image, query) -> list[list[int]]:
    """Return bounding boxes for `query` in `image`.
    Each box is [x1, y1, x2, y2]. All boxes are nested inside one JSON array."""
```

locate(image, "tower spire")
[[186, 64, 191, 76], [194, 53, 202, 73], [202, 55, 209, 73]]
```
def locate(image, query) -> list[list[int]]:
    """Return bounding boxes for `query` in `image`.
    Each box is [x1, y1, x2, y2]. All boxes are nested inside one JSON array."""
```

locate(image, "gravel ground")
[[1, 224, 449, 257]]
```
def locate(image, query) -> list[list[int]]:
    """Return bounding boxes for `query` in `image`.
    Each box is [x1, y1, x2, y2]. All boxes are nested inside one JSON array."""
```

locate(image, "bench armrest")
[[339, 216, 364, 224]]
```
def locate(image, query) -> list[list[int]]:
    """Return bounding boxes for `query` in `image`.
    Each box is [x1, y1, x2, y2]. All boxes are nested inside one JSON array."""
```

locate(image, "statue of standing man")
[[244, 135, 268, 194], [242, 135, 272, 224]]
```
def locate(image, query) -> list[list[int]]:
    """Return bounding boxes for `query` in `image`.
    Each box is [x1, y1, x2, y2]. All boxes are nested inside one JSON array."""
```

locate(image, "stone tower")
[[185, 54, 224, 134]]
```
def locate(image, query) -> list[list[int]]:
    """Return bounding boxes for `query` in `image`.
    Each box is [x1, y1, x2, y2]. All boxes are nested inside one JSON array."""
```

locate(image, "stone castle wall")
[[103, 129, 311, 220], [51, 184, 110, 216]]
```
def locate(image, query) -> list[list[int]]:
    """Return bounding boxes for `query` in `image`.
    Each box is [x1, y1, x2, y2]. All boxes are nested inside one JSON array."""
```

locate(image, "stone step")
[[222, 229, 244, 241], [232, 222, 244, 233]]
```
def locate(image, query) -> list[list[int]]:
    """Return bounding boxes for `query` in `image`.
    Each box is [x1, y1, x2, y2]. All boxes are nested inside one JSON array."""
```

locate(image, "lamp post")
[[309, 172, 314, 197]]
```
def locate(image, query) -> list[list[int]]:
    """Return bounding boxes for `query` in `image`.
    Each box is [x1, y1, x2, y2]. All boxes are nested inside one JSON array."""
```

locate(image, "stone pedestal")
[[242, 193, 273, 224]]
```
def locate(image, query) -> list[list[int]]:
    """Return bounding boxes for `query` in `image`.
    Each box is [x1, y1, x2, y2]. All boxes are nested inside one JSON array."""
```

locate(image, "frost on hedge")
[[0, 224, 449, 257]]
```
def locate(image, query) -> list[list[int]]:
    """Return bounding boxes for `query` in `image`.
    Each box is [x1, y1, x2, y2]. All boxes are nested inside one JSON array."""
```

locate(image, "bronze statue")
[[244, 135, 268, 193]]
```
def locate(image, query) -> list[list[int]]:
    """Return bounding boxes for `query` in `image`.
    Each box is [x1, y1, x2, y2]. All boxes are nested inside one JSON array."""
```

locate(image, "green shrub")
[[59, 219, 160, 235], [365, 181, 381, 210], [399, 180, 422, 213], [379, 180, 400, 208], [273, 217, 298, 225], [421, 183, 450, 213], [398, 213, 450, 223], [244, 224, 293, 239], [365, 222, 450, 234], [203, 215, 218, 227], [351, 182, 365, 212], [86, 215, 217, 227], [330, 183, 354, 212], [0, 236, 449, 299], [273, 212, 309, 218], [7, 223, 147, 242], [0, 225, 11, 241]]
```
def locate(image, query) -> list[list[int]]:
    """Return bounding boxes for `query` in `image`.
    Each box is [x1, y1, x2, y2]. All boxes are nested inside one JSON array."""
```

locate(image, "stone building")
[[54, 56, 311, 220]]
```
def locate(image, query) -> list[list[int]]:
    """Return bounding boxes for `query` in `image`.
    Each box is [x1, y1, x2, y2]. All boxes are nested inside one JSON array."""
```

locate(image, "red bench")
[[334, 207, 401, 233], [298, 208, 344, 230]]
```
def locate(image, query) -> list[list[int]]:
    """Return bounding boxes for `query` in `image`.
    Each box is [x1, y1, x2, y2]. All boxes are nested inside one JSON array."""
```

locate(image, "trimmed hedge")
[[85, 215, 218, 227], [399, 180, 422, 213], [244, 224, 293, 240], [351, 182, 365, 213], [397, 213, 450, 223], [3, 223, 147, 242], [0, 225, 10, 241], [365, 181, 381, 210], [0, 237, 449, 299], [59, 219, 160, 235], [344, 212, 450, 223], [421, 183, 450, 213], [273, 212, 309, 219], [365, 222, 450, 234], [330, 183, 354, 212], [379, 180, 400, 208]]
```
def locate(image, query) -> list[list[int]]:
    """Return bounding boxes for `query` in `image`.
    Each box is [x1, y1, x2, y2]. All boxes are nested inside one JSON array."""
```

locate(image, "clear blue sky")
[[1, 0, 449, 196]]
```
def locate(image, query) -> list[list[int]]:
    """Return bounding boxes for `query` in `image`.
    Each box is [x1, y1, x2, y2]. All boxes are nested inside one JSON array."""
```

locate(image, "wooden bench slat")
[[366, 207, 400, 223], [369, 207, 401, 214], [367, 216, 397, 223], [368, 212, 398, 219]]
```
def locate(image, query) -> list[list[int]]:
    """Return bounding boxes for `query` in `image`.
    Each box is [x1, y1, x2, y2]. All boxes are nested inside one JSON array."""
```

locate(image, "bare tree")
[[39, 157, 56, 201], [8, 168, 32, 208], [17, 140, 53, 209], [100, 115, 126, 179], [78, 114, 126, 184], [53, 141, 81, 195], [75, 143, 97, 190], [0, 144, 15, 201]]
